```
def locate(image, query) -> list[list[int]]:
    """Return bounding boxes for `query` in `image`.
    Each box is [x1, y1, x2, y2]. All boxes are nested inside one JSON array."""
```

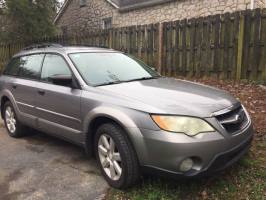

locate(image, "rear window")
[[4, 54, 44, 80], [3, 57, 21, 76], [18, 54, 44, 80]]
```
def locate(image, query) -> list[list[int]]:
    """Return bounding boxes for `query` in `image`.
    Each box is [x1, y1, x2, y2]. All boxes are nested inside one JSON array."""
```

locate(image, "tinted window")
[[69, 53, 158, 86], [4, 57, 22, 76], [18, 54, 44, 79], [41, 54, 71, 83]]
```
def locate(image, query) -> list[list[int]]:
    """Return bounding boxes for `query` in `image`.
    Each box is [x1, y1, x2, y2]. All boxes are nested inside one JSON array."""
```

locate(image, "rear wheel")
[[3, 101, 27, 138], [95, 123, 140, 189]]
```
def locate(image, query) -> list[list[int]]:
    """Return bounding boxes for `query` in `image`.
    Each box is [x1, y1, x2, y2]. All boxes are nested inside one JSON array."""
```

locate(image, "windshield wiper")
[[95, 76, 161, 86], [95, 80, 124, 87], [124, 76, 161, 83]]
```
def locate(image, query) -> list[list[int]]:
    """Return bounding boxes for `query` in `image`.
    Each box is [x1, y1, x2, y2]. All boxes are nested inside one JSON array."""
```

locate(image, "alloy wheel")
[[98, 134, 122, 181]]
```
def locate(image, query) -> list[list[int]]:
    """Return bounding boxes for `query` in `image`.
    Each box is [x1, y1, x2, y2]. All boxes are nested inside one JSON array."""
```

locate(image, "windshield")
[[69, 53, 159, 86]]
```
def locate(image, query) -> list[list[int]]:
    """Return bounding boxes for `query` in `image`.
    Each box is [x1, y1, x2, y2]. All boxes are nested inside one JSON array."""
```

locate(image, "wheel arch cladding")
[[84, 107, 138, 158], [1, 96, 10, 119]]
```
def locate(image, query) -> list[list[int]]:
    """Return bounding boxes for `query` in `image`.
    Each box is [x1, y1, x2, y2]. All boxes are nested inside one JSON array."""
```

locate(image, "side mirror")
[[49, 74, 79, 88]]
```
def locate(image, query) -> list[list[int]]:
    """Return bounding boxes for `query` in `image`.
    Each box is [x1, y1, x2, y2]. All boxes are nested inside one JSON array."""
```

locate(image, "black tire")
[[3, 101, 28, 138], [94, 123, 140, 189]]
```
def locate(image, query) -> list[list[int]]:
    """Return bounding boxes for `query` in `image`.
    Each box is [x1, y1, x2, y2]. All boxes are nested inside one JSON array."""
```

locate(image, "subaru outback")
[[0, 44, 253, 189]]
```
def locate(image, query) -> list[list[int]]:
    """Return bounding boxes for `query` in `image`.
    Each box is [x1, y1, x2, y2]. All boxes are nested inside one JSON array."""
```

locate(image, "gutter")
[[54, 0, 70, 24], [118, 0, 175, 12], [106, 0, 119, 9]]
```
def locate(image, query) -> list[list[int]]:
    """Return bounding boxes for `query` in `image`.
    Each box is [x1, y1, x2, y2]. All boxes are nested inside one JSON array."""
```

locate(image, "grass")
[[105, 79, 266, 200]]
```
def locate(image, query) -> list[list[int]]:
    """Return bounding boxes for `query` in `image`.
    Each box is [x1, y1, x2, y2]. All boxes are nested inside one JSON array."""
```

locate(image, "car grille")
[[215, 105, 249, 134]]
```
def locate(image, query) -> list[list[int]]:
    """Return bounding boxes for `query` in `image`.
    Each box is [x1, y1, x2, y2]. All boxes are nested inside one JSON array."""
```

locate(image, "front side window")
[[18, 54, 44, 79], [69, 53, 159, 86], [41, 54, 71, 83]]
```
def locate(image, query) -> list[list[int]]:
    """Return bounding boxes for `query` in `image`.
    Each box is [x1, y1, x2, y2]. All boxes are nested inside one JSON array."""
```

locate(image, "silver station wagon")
[[0, 44, 253, 189]]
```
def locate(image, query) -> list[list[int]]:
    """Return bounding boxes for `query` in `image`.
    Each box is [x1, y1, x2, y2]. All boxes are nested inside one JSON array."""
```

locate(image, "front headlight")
[[151, 115, 215, 136]]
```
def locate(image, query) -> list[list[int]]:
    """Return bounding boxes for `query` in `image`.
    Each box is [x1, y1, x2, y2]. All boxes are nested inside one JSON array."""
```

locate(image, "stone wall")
[[257, 0, 266, 8], [0, 14, 9, 38], [56, 0, 266, 34]]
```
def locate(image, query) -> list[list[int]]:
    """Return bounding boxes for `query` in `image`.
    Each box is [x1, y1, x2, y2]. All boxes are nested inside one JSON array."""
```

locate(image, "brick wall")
[[56, 0, 266, 34]]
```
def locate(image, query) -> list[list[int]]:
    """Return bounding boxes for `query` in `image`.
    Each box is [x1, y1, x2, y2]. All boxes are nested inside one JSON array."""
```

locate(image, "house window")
[[102, 17, 112, 29], [61, 26, 68, 35], [79, 0, 86, 7]]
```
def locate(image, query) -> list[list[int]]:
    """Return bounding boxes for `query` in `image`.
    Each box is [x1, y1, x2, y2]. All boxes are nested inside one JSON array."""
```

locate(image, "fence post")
[[109, 29, 113, 48], [8, 44, 11, 59], [158, 22, 164, 74], [236, 13, 245, 80]]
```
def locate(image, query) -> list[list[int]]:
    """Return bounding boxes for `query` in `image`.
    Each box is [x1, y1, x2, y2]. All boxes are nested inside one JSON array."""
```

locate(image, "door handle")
[[38, 90, 45, 96], [12, 84, 17, 89]]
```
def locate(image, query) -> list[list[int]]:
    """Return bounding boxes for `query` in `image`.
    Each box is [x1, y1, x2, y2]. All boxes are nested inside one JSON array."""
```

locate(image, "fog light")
[[179, 158, 193, 172]]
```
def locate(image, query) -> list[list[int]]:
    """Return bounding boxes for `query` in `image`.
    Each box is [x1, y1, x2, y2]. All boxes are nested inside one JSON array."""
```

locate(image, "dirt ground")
[[0, 121, 108, 200]]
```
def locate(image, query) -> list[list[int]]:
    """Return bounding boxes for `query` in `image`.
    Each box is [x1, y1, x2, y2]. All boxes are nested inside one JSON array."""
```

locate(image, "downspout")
[[250, 0, 255, 9]]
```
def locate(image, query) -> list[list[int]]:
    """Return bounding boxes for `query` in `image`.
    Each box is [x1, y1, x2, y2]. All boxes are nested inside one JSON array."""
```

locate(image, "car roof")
[[13, 45, 120, 58]]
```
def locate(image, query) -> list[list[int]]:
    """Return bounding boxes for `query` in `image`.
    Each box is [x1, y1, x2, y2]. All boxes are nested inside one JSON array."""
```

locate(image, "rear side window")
[[3, 57, 21, 76], [18, 54, 44, 80], [41, 54, 71, 83]]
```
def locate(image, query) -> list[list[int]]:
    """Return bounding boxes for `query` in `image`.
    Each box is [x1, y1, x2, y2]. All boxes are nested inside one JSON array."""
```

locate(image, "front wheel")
[[95, 123, 140, 189]]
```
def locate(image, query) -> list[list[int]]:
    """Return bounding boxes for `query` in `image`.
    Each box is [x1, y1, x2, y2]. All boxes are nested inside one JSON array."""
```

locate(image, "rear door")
[[3, 54, 44, 128], [35, 53, 82, 142]]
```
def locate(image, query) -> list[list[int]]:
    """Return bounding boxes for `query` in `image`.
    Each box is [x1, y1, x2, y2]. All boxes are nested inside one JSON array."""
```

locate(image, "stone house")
[[54, 0, 266, 34]]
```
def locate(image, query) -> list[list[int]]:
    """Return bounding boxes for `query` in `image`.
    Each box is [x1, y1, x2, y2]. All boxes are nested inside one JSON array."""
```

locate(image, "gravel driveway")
[[0, 121, 108, 200]]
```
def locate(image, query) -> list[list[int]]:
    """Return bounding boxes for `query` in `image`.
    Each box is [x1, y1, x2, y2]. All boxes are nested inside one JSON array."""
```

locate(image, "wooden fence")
[[0, 8, 266, 81]]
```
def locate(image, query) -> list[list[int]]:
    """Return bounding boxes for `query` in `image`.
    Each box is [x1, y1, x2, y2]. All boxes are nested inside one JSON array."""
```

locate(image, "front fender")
[[82, 105, 147, 159], [83, 106, 138, 134], [82, 105, 159, 162]]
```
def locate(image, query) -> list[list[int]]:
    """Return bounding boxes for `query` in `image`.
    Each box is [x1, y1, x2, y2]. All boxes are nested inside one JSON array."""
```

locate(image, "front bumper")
[[127, 121, 253, 177]]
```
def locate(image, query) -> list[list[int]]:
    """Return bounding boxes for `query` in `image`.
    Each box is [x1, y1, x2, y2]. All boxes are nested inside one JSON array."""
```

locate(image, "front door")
[[35, 54, 82, 143]]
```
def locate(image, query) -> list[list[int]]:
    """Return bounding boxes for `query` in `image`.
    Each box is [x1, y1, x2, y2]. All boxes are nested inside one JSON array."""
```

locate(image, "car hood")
[[99, 78, 238, 117]]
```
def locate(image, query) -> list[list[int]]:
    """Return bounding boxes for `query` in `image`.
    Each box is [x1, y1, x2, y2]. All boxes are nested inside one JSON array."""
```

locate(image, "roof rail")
[[22, 43, 63, 51], [67, 44, 111, 49]]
